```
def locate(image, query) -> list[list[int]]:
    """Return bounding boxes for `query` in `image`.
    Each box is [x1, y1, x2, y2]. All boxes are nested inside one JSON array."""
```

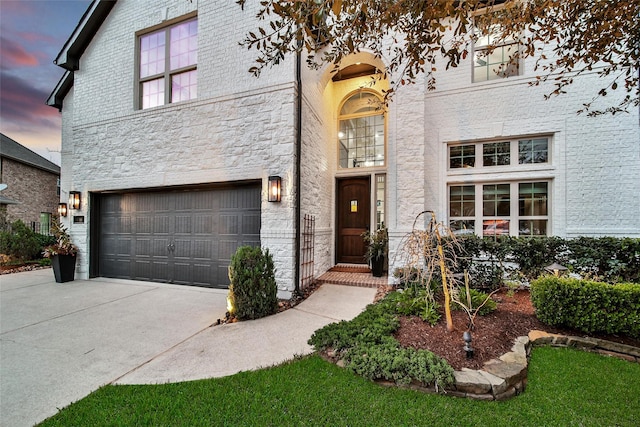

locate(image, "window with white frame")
[[473, 24, 519, 83], [138, 17, 197, 109], [449, 137, 549, 170], [448, 136, 551, 237], [449, 181, 549, 237]]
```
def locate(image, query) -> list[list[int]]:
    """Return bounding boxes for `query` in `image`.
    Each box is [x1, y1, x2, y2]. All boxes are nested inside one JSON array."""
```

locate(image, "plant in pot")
[[362, 226, 388, 277], [43, 220, 78, 283]]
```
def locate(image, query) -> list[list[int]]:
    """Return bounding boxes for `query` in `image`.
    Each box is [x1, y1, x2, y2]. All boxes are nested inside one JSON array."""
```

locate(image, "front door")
[[336, 177, 370, 264]]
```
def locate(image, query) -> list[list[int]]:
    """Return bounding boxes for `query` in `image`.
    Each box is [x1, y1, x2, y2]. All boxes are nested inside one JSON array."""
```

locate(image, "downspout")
[[294, 45, 302, 295]]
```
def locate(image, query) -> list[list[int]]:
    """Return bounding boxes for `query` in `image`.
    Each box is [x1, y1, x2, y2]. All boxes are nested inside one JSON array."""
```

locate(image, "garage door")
[[96, 184, 261, 288]]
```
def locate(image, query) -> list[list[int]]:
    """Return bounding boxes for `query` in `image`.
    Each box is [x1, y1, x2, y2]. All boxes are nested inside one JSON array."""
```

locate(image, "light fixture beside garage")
[[268, 176, 282, 202], [58, 203, 68, 217], [69, 191, 81, 210]]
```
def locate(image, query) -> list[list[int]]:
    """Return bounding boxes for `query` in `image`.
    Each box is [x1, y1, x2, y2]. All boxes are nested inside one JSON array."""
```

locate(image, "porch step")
[[316, 267, 388, 289], [329, 263, 371, 273]]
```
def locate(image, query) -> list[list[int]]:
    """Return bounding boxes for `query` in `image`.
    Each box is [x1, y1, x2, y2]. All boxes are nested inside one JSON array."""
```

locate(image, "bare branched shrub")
[[395, 211, 461, 332]]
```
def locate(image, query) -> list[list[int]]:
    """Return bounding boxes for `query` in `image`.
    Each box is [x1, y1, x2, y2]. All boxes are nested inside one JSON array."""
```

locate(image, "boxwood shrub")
[[530, 277, 640, 339], [228, 246, 278, 320]]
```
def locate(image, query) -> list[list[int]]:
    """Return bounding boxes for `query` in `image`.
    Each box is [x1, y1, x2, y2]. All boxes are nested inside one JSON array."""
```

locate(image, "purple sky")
[[1, 0, 91, 166]]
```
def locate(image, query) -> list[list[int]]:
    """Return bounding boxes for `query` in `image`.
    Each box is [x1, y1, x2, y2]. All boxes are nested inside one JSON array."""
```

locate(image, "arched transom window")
[[338, 91, 385, 169]]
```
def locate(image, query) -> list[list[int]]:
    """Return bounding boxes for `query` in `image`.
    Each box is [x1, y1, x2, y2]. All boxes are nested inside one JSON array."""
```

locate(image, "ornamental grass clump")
[[227, 246, 278, 320]]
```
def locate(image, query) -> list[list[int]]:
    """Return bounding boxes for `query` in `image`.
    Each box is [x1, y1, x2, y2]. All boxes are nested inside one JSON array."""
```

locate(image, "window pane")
[[483, 219, 509, 236], [449, 145, 475, 169], [450, 220, 475, 235], [449, 185, 475, 217], [473, 41, 519, 82], [142, 78, 165, 109], [483, 142, 510, 166], [519, 220, 547, 236], [519, 182, 548, 216], [338, 114, 384, 168], [171, 70, 197, 103], [170, 19, 198, 70], [519, 138, 548, 164], [376, 175, 385, 229], [140, 31, 165, 78], [483, 184, 510, 216]]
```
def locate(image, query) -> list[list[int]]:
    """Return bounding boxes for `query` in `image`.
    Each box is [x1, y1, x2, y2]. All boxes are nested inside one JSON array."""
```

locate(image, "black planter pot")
[[371, 255, 385, 277], [51, 254, 76, 283]]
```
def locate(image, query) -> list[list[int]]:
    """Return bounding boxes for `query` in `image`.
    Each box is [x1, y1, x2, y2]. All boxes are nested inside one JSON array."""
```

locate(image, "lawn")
[[40, 346, 640, 426]]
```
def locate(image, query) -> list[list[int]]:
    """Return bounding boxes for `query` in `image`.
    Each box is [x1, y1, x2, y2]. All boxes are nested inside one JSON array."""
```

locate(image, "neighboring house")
[[0, 133, 61, 235], [47, 0, 640, 296]]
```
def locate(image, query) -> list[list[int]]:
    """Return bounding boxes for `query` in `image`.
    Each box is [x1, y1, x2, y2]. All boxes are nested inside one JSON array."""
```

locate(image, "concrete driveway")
[[0, 269, 376, 427], [1, 269, 228, 427]]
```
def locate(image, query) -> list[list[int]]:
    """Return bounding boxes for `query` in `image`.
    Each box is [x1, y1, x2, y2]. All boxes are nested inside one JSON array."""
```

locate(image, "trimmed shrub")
[[0, 220, 43, 261], [228, 246, 278, 320], [453, 236, 640, 285], [530, 277, 640, 338]]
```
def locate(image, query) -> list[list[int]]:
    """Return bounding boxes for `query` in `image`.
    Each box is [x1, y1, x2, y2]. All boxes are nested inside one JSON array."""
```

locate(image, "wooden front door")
[[336, 177, 370, 264]]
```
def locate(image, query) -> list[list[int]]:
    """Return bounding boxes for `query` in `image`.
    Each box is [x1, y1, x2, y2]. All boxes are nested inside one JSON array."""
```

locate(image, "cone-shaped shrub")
[[228, 246, 278, 320]]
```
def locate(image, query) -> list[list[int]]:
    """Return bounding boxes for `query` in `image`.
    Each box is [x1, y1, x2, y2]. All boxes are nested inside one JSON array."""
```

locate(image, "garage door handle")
[[167, 243, 175, 252]]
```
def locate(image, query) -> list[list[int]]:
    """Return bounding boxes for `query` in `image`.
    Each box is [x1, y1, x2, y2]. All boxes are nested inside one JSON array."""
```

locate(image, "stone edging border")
[[373, 330, 640, 401]]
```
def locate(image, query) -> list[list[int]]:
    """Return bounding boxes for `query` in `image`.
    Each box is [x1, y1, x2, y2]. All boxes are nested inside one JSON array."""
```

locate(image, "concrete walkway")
[[0, 269, 376, 427]]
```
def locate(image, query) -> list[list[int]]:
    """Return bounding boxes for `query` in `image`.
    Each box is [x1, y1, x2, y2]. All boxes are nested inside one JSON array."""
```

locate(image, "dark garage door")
[[96, 184, 261, 288]]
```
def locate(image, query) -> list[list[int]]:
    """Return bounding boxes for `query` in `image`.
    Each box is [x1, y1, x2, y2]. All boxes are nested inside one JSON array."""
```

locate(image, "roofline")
[[0, 133, 61, 175], [53, 0, 117, 71], [46, 71, 74, 111]]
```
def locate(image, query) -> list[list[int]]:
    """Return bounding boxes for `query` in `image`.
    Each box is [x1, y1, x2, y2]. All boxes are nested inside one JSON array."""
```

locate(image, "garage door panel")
[[220, 215, 238, 235], [98, 185, 260, 288], [116, 238, 132, 256], [243, 213, 261, 234]]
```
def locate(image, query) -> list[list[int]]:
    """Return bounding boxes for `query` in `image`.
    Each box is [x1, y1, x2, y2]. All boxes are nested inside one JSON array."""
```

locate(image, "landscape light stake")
[[463, 330, 474, 359]]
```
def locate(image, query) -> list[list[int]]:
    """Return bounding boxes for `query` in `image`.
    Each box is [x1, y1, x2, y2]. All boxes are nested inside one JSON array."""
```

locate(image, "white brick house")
[[49, 0, 640, 297]]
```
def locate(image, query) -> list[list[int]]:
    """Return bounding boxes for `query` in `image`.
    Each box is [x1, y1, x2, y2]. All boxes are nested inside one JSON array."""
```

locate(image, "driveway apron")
[[0, 269, 228, 427]]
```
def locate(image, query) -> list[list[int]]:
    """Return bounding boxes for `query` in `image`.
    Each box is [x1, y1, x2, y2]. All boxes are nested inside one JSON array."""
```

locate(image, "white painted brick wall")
[[60, 1, 640, 293], [62, 0, 298, 295]]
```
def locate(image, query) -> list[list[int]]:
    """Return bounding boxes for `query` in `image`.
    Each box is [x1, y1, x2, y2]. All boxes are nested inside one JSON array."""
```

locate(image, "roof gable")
[[47, 0, 117, 110], [0, 133, 60, 175], [54, 0, 117, 71]]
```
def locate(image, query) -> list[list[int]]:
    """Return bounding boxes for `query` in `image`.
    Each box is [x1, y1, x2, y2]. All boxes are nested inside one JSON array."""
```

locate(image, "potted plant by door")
[[43, 220, 78, 283], [362, 226, 388, 277]]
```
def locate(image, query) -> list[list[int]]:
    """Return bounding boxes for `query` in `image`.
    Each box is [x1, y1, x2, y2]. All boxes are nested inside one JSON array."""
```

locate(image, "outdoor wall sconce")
[[58, 203, 68, 217], [268, 176, 281, 202], [69, 191, 81, 210]]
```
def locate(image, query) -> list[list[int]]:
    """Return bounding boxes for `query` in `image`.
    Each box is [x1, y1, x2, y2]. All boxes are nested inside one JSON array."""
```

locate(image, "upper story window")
[[138, 18, 197, 109], [473, 23, 519, 83], [338, 91, 385, 169], [449, 137, 549, 170]]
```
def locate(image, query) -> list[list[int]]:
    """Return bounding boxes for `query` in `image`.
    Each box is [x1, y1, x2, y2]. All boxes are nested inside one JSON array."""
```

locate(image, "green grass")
[[40, 347, 640, 426]]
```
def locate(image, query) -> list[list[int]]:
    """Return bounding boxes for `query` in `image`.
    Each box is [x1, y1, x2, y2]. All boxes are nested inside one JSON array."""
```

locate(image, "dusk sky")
[[1, 0, 91, 166]]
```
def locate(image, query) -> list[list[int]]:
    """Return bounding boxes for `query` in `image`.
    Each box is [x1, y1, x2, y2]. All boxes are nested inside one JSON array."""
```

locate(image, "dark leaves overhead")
[[237, 0, 639, 115]]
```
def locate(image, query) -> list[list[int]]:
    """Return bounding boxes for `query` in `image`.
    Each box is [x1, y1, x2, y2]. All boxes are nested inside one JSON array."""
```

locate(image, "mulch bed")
[[393, 288, 640, 370]]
